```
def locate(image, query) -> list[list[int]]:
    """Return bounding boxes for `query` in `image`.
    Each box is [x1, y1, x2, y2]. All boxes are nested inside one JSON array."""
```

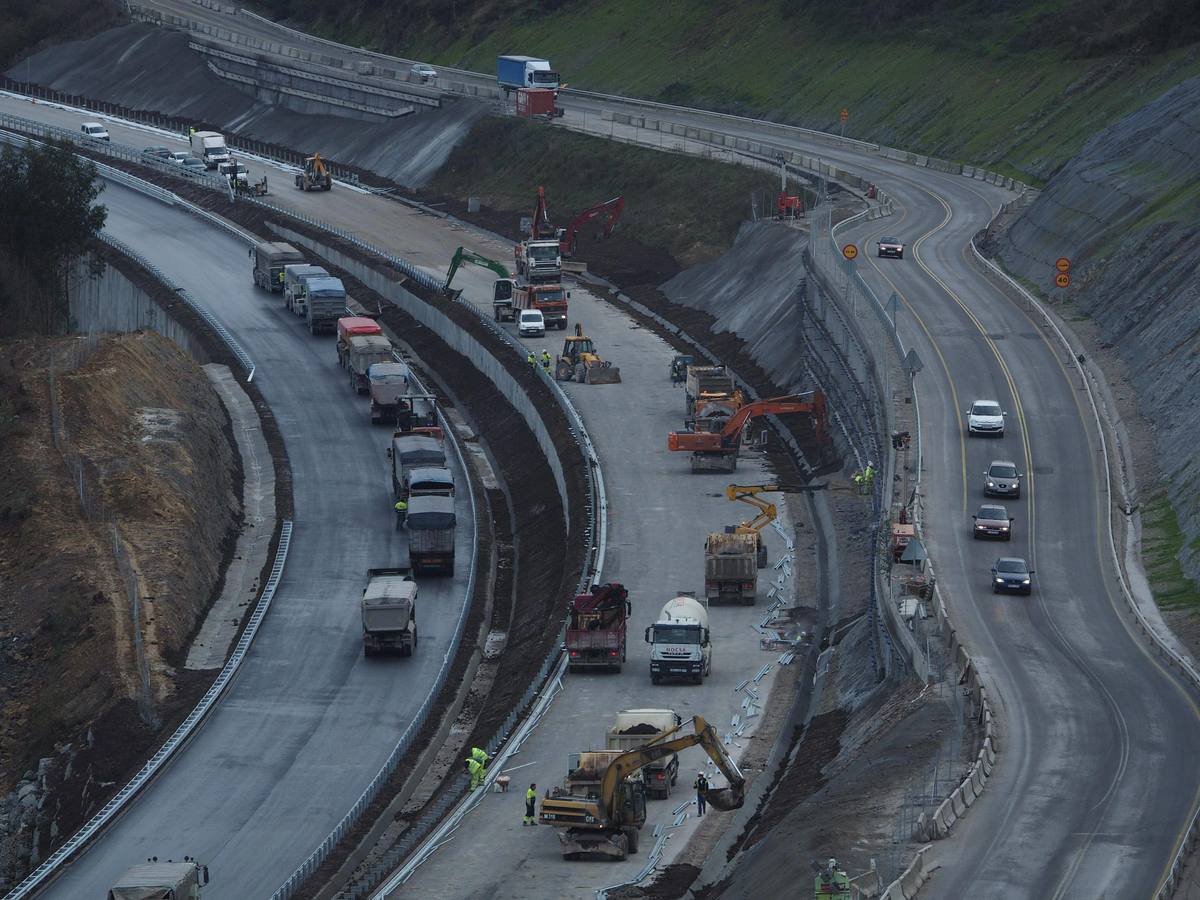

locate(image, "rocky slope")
[[993, 74, 1200, 598]]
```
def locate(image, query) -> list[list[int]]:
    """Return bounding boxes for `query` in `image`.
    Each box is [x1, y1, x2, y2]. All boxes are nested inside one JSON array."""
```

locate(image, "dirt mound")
[[0, 332, 237, 885]]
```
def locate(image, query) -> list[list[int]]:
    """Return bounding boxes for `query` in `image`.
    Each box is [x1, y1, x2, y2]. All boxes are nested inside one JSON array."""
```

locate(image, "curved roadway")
[[38, 181, 474, 900]]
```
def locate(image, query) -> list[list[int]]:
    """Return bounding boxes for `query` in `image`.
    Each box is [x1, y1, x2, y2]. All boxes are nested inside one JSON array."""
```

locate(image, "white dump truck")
[[361, 567, 418, 657], [109, 858, 209, 900], [606, 709, 682, 799], [645, 594, 711, 684]]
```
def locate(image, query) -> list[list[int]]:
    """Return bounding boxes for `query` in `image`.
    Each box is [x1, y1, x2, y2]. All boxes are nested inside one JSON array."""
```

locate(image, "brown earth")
[[0, 330, 239, 883]]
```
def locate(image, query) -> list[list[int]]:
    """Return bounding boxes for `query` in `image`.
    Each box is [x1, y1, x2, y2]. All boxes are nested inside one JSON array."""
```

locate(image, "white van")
[[518, 309, 546, 337], [80, 122, 110, 142]]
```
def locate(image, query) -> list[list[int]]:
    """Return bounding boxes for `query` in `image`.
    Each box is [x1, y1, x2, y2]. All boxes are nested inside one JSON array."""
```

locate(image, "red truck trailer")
[[566, 583, 630, 673]]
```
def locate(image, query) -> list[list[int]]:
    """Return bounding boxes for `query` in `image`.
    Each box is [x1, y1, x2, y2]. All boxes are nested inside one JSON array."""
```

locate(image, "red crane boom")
[[561, 196, 625, 256]]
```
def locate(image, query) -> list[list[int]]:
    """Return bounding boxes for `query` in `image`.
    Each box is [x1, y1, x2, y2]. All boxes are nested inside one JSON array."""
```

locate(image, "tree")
[[0, 138, 107, 336]]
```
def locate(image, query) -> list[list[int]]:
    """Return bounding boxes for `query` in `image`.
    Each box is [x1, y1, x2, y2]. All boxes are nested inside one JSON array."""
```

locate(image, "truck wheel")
[[651, 673, 661, 685], [624, 827, 639, 855], [744, 594, 756, 607], [612, 832, 629, 861], [363, 646, 374, 657], [694, 672, 703, 685]]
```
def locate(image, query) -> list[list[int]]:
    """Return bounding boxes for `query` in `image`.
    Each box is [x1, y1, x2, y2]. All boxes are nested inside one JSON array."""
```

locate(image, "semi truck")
[[361, 567, 418, 657], [252, 242, 304, 292], [605, 709, 682, 800], [189, 130, 229, 169], [109, 858, 209, 900], [565, 583, 630, 673], [645, 594, 711, 684], [346, 335, 394, 394], [336, 316, 383, 367], [513, 280, 569, 330], [304, 275, 347, 335], [368, 362, 411, 424], [704, 531, 758, 605], [283, 264, 328, 315], [406, 494, 456, 575], [496, 55, 560, 93]]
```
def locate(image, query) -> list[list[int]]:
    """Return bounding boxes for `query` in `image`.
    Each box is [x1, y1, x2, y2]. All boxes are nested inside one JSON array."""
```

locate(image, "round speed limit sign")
[[842, 244, 859, 261]]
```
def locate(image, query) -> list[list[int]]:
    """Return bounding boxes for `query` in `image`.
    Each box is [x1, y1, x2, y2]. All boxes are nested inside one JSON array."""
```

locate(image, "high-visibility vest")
[[471, 747, 488, 764], [394, 500, 407, 512], [526, 788, 537, 803], [467, 759, 483, 775]]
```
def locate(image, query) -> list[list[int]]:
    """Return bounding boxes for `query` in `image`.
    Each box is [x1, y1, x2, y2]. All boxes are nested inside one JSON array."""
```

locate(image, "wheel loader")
[[538, 714, 744, 860], [555, 323, 621, 384], [295, 153, 333, 192]]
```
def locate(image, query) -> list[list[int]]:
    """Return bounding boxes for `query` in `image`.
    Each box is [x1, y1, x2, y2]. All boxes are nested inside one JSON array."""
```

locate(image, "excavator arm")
[[561, 196, 625, 256], [600, 715, 745, 814], [532, 185, 557, 238], [444, 246, 512, 291], [668, 392, 827, 453]]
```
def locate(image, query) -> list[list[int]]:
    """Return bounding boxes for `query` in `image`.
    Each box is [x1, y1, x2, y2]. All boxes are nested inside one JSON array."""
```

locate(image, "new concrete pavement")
[[36, 182, 474, 900]]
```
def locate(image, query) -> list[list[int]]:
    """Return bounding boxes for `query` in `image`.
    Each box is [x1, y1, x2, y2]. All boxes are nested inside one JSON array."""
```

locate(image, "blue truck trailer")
[[496, 55, 560, 92]]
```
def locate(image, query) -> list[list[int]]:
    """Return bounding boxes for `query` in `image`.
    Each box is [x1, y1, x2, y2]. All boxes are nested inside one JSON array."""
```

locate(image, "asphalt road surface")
[[38, 181, 475, 900]]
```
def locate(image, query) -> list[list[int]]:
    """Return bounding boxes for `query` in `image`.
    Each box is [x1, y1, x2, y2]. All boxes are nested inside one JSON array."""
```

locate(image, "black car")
[[991, 557, 1033, 594], [877, 237, 904, 259]]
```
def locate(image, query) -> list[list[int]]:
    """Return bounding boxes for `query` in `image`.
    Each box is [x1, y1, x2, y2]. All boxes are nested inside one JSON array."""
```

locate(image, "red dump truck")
[[566, 583, 630, 673], [336, 316, 382, 367]]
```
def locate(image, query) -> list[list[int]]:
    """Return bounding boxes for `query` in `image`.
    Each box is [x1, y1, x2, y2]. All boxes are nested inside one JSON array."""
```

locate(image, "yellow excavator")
[[726, 483, 827, 568], [555, 323, 621, 385], [539, 715, 744, 860], [295, 152, 333, 192]]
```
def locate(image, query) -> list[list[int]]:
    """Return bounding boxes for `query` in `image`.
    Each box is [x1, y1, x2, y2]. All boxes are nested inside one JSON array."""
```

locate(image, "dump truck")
[[390, 433, 447, 499], [515, 237, 563, 282], [402, 466, 455, 501], [684, 365, 738, 423], [252, 242, 304, 293], [336, 316, 383, 367], [513, 280, 569, 330], [555, 323, 620, 384], [407, 493, 456, 575], [606, 709, 682, 800], [189, 130, 229, 169], [361, 567, 418, 657], [109, 858, 209, 900], [645, 594, 711, 684], [304, 275, 347, 335], [283, 264, 328, 314], [566, 583, 630, 673], [394, 393, 441, 437], [368, 362, 410, 424], [540, 715, 744, 861], [705, 532, 758, 605], [492, 278, 517, 322], [346, 334, 394, 394], [564, 751, 644, 797]]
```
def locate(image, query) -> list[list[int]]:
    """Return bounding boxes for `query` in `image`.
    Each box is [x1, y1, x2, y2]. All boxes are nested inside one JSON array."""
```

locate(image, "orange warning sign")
[[1055, 272, 1071, 288], [842, 244, 858, 260], [1055, 257, 1071, 273]]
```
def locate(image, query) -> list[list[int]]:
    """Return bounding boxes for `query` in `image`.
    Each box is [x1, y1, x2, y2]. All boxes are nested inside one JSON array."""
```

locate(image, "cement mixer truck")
[[644, 593, 711, 684]]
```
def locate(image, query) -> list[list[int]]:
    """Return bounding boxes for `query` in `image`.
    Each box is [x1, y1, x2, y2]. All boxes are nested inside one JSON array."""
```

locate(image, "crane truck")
[[645, 593, 711, 684], [566, 582, 630, 672], [668, 392, 828, 473], [539, 715, 745, 860]]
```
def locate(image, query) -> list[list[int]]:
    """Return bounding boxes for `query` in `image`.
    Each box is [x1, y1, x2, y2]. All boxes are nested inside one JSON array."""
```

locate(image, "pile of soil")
[[0, 332, 239, 886]]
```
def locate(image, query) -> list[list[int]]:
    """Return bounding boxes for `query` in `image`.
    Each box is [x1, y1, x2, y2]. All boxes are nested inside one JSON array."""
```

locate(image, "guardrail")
[[1, 521, 293, 900]]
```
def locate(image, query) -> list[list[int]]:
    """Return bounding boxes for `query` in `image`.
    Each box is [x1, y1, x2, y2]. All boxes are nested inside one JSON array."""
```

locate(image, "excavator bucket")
[[584, 362, 621, 385], [703, 783, 745, 812]]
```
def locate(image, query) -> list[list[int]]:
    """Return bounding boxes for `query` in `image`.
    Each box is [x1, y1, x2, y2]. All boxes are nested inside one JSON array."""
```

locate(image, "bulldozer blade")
[[704, 784, 745, 812], [585, 365, 621, 385]]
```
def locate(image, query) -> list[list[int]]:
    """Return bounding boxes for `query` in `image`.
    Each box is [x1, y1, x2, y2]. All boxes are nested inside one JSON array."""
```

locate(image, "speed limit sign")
[[1055, 272, 1071, 288], [842, 243, 858, 261]]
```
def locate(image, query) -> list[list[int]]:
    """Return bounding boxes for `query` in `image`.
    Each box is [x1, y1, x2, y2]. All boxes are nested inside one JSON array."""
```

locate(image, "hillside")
[[257, 0, 1200, 180]]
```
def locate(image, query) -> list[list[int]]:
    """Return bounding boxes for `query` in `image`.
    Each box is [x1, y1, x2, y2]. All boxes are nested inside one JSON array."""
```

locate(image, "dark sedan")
[[991, 557, 1033, 594], [973, 504, 1013, 540], [877, 237, 904, 259]]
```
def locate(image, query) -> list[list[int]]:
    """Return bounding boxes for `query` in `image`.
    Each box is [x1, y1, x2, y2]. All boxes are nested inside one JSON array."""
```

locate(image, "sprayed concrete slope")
[[10, 24, 486, 187], [994, 74, 1200, 587]]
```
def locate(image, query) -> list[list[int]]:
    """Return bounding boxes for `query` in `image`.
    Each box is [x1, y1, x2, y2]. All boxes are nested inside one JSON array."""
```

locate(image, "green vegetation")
[[0, 140, 107, 336], [1142, 491, 1200, 612], [1, 0, 122, 69], [425, 116, 777, 264], [259, 0, 1200, 180]]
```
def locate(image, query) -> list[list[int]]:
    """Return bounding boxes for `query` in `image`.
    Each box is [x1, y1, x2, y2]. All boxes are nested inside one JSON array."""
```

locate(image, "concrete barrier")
[[951, 787, 966, 818]]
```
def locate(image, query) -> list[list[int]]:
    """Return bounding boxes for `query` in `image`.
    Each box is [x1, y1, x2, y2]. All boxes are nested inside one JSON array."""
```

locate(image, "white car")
[[518, 309, 546, 337], [80, 122, 110, 142], [411, 63, 438, 83], [966, 400, 1006, 437], [166, 151, 189, 165]]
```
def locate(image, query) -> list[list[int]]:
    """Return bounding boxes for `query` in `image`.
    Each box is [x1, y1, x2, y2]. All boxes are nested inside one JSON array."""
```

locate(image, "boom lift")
[[725, 482, 828, 568], [444, 246, 512, 292], [667, 392, 827, 473], [295, 153, 332, 191], [540, 715, 744, 860], [560, 195, 624, 256]]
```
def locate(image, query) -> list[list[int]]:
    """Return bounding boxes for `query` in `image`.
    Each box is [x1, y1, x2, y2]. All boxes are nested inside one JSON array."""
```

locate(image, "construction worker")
[[188, 125, 195, 138], [852, 469, 864, 493], [527, 351, 537, 368], [540, 349, 551, 372], [394, 497, 408, 530], [863, 461, 876, 488], [470, 746, 489, 767], [523, 783, 538, 826], [694, 772, 709, 816], [277, 269, 285, 288], [466, 756, 484, 790]]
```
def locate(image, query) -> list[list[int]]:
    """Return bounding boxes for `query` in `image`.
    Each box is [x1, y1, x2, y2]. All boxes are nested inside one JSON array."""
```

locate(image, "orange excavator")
[[668, 392, 827, 473], [560, 196, 624, 257]]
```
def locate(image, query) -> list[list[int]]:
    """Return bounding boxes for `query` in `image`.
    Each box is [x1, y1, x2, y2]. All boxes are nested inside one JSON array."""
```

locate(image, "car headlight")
[[995, 577, 1004, 583], [986, 481, 995, 487], [999, 526, 1009, 531], [1022, 578, 1030, 584]]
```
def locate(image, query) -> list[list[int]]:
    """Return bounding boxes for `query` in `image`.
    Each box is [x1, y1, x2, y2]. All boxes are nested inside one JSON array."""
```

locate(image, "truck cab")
[[645, 594, 711, 684], [283, 264, 328, 314], [515, 238, 563, 281], [189, 130, 229, 169]]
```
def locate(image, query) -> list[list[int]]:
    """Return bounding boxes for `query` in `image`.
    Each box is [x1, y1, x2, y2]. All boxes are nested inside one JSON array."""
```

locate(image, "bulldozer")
[[539, 715, 744, 860], [555, 323, 621, 385], [295, 153, 333, 192]]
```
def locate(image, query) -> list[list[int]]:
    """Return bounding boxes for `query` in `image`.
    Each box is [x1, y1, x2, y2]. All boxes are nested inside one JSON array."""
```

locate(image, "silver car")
[[983, 460, 1022, 498], [411, 63, 438, 83], [967, 400, 1006, 437]]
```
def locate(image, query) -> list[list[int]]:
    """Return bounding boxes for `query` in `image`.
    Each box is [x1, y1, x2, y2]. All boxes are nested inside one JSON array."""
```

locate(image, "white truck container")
[[189, 130, 229, 169], [108, 859, 209, 900], [361, 567, 418, 657], [644, 594, 711, 684], [606, 709, 682, 799]]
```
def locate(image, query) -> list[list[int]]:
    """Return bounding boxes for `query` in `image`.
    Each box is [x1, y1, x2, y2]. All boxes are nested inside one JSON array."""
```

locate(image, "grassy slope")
[[272, 0, 1200, 183]]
